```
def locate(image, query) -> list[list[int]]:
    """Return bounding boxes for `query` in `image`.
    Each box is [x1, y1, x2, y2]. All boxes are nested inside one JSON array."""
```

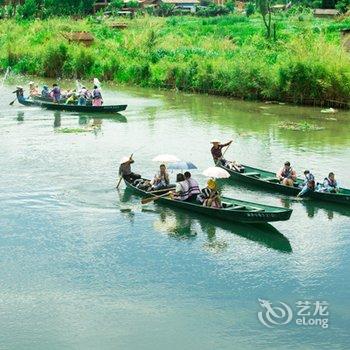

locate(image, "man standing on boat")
[[210, 140, 233, 166], [119, 156, 141, 183]]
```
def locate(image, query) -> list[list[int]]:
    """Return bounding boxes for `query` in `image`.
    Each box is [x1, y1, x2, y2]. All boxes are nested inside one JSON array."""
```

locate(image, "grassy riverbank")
[[1, 13, 350, 104]]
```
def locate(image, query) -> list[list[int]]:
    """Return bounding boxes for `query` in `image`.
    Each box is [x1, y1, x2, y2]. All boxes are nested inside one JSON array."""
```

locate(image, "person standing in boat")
[[119, 156, 141, 183], [210, 140, 233, 166], [276, 161, 297, 187], [13, 86, 27, 103], [184, 171, 200, 200], [319, 172, 339, 193], [297, 170, 315, 197], [51, 83, 61, 103], [92, 85, 103, 107]]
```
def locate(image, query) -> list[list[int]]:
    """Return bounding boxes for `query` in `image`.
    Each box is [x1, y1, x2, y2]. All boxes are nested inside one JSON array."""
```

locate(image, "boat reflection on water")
[[150, 207, 292, 254], [54, 111, 61, 127], [78, 113, 127, 125], [16, 111, 24, 122], [279, 197, 350, 220]]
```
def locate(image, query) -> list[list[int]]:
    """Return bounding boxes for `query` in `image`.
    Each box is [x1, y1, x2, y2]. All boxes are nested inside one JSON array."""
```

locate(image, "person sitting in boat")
[[276, 161, 297, 187], [151, 164, 170, 190], [92, 85, 103, 107], [172, 173, 190, 201], [65, 90, 78, 105], [297, 170, 315, 197], [184, 171, 200, 200], [41, 85, 50, 98], [210, 140, 233, 166], [119, 156, 141, 183], [318, 172, 339, 193], [29, 81, 39, 97], [51, 83, 61, 103], [197, 179, 222, 208]]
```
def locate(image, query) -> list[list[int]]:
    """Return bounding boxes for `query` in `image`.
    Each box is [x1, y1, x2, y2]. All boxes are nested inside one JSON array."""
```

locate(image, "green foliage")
[[0, 15, 349, 105], [196, 4, 230, 17], [42, 43, 69, 78], [335, 0, 350, 13], [246, 2, 255, 17]]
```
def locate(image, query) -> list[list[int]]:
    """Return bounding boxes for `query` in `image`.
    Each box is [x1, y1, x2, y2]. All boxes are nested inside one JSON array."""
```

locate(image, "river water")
[[0, 82, 349, 349]]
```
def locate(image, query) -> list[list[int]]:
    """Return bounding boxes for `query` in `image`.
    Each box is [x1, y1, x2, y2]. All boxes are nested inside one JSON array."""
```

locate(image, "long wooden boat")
[[218, 163, 350, 205], [124, 178, 293, 224], [32, 95, 67, 104], [19, 98, 127, 114]]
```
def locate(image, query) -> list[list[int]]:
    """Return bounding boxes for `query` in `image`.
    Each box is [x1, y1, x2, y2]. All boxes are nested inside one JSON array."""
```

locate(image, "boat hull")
[[219, 163, 350, 205], [19, 98, 127, 114], [125, 179, 293, 224]]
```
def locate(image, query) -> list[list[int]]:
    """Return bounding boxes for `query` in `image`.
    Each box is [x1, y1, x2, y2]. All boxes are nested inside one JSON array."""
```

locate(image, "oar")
[[9, 96, 17, 106], [116, 176, 123, 189], [141, 191, 172, 205]]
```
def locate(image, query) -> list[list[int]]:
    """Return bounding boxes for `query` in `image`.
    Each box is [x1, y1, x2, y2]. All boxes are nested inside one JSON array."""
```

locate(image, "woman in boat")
[[172, 173, 190, 201], [318, 172, 339, 193], [210, 140, 233, 166], [51, 83, 61, 103], [197, 179, 222, 208], [297, 170, 315, 197], [151, 164, 170, 190], [92, 85, 103, 107], [184, 171, 200, 200], [276, 161, 297, 187], [119, 156, 141, 183]]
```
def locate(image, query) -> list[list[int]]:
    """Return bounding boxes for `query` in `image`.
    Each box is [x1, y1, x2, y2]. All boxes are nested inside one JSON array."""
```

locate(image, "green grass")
[[1, 13, 350, 104]]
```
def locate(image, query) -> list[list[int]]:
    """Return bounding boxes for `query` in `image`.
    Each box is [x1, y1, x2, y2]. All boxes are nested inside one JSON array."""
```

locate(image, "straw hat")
[[120, 156, 130, 164], [16, 86, 23, 90], [210, 139, 220, 144], [207, 178, 217, 190], [29, 81, 35, 85]]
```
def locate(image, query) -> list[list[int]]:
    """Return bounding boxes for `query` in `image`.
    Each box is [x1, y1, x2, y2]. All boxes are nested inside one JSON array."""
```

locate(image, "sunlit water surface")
[[0, 82, 349, 349]]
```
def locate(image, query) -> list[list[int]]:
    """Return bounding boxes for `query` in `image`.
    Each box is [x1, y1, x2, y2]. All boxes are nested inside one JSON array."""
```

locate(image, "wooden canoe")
[[124, 178, 293, 224], [19, 98, 127, 114], [218, 163, 350, 205]]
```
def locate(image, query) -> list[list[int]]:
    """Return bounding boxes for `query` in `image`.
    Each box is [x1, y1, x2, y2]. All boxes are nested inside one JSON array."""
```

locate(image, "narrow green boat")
[[218, 163, 350, 205], [19, 98, 127, 114], [124, 178, 293, 224]]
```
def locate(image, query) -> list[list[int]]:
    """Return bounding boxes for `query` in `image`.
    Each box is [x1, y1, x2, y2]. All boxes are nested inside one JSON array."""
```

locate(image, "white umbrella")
[[202, 166, 230, 179], [152, 154, 180, 163]]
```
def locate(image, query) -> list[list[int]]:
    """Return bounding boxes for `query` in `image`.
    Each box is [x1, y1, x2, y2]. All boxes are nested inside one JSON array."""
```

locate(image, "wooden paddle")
[[9, 96, 17, 106], [141, 191, 172, 205]]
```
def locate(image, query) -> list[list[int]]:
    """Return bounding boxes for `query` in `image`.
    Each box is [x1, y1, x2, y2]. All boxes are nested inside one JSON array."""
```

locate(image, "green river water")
[[0, 82, 349, 349]]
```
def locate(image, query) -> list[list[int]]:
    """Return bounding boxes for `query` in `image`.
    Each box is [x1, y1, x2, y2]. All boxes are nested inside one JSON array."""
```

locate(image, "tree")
[[256, 0, 276, 40]]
